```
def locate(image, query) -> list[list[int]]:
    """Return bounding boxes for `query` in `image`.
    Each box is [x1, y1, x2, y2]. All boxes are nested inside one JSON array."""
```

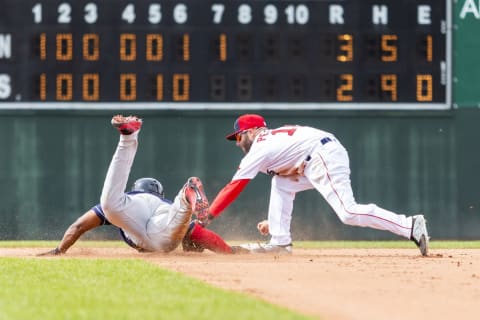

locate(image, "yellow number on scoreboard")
[[120, 74, 137, 100], [337, 34, 353, 62], [416, 74, 433, 102], [82, 74, 99, 101], [381, 34, 397, 62], [381, 74, 397, 101], [336, 74, 353, 101], [146, 34, 163, 61], [83, 34, 99, 61], [56, 74, 73, 100], [120, 34, 136, 61], [56, 34, 73, 61], [173, 73, 190, 101]]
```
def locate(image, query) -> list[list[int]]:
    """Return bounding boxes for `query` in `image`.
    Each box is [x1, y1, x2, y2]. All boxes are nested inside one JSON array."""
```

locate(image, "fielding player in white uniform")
[[200, 114, 429, 256]]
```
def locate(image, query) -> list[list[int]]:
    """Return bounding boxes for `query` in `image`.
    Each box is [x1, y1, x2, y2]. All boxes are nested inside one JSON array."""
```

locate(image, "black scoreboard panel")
[[0, 0, 450, 109]]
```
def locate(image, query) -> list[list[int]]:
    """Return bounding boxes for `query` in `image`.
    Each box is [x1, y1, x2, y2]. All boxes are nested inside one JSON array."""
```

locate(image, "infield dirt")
[[2, 247, 479, 320]]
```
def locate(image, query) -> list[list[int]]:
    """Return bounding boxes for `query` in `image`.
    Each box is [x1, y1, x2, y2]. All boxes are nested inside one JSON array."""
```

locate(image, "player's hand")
[[37, 247, 62, 256], [196, 211, 214, 227], [257, 220, 269, 236]]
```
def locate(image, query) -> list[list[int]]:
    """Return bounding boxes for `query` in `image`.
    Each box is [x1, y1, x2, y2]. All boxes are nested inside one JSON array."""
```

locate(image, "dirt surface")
[[2, 247, 479, 320]]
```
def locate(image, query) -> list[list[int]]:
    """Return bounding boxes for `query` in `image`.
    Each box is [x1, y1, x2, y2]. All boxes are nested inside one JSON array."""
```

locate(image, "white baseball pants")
[[268, 139, 413, 246], [100, 132, 193, 252]]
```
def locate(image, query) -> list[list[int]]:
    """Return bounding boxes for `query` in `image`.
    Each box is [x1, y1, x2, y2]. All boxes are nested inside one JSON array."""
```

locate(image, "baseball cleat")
[[111, 114, 142, 135], [410, 215, 429, 256], [184, 177, 209, 219], [239, 242, 292, 255]]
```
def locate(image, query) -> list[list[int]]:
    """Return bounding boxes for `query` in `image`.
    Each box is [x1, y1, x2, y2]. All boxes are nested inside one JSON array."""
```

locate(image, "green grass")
[[1, 241, 478, 320], [0, 240, 124, 248], [0, 258, 313, 320]]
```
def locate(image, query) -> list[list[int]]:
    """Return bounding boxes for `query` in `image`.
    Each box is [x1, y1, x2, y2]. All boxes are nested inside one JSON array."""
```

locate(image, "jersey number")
[[271, 127, 297, 136], [258, 127, 297, 142]]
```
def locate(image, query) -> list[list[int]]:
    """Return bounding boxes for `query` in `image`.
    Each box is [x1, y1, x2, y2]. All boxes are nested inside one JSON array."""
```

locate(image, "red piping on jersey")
[[209, 179, 250, 218], [318, 153, 411, 232]]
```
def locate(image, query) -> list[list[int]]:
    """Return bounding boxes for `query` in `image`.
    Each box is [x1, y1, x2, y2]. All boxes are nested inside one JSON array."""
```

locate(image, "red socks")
[[189, 222, 232, 254]]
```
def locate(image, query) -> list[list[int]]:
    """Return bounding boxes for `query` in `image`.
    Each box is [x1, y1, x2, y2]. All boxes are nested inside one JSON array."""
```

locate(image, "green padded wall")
[[454, 0, 480, 107], [0, 109, 478, 241]]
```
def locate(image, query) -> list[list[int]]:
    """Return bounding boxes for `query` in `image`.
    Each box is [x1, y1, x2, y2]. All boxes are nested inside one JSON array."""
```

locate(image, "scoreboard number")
[[0, 0, 451, 110]]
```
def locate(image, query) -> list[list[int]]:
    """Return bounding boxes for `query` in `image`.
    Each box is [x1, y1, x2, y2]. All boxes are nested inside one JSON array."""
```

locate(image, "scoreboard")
[[0, 0, 451, 110]]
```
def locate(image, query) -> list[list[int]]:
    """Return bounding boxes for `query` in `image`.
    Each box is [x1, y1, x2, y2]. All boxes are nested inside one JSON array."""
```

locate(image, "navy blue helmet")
[[131, 178, 164, 198]]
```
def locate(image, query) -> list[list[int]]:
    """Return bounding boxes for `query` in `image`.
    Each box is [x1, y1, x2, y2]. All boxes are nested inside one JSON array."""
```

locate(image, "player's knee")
[[336, 210, 351, 225], [336, 204, 377, 226], [338, 213, 358, 226], [100, 195, 124, 214]]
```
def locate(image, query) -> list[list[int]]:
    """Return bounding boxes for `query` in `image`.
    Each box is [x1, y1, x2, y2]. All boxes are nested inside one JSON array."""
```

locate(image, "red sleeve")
[[208, 179, 250, 218]]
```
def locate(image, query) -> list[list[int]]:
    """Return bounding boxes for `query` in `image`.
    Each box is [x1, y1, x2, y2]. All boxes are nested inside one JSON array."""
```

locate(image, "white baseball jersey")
[[233, 126, 335, 180], [231, 125, 414, 246]]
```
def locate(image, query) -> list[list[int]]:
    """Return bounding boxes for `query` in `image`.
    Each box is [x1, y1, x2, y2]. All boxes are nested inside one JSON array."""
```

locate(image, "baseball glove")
[[181, 221, 205, 252], [182, 235, 205, 252]]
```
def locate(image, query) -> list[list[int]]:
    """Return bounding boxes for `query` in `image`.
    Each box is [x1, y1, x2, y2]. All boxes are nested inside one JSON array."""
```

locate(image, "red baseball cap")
[[226, 114, 267, 141]]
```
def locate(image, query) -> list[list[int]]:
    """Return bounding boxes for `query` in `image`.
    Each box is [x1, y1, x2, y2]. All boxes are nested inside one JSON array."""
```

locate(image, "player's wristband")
[[199, 214, 214, 227]]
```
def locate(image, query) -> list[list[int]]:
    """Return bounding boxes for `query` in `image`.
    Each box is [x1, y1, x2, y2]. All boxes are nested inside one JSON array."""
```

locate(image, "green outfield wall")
[[454, 0, 480, 107], [0, 1, 479, 241], [0, 109, 478, 241]]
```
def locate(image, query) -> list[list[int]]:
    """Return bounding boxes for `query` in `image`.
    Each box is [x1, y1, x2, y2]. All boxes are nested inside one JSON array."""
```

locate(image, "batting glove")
[[197, 212, 214, 227]]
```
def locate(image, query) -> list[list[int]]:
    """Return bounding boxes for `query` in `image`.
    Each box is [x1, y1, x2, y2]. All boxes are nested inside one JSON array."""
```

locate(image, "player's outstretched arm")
[[206, 179, 250, 224], [37, 209, 102, 256]]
